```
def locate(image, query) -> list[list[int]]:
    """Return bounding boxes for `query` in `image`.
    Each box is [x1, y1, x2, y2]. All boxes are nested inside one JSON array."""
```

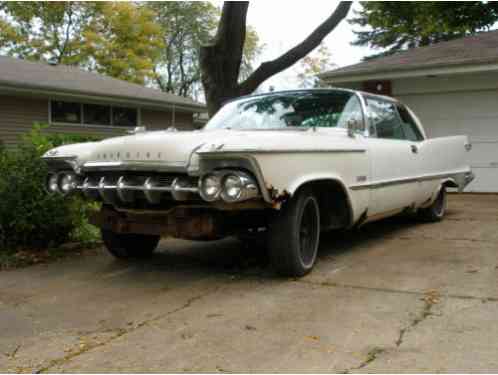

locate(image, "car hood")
[[43, 128, 364, 171]]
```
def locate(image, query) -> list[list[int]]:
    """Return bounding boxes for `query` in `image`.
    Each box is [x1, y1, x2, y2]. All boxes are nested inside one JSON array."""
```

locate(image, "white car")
[[43, 89, 474, 277]]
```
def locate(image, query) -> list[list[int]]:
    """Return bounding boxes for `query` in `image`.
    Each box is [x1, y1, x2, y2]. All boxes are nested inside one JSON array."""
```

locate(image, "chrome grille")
[[77, 172, 199, 204]]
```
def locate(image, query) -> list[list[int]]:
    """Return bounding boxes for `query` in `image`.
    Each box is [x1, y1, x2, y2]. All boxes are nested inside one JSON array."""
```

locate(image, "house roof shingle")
[[321, 29, 498, 80], [0, 55, 205, 111]]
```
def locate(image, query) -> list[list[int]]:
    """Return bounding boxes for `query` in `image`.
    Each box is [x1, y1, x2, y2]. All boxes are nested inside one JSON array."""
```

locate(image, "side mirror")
[[347, 119, 363, 137]]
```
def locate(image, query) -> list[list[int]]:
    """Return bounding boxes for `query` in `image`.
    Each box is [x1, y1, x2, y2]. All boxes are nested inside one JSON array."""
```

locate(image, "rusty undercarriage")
[[89, 206, 269, 241]]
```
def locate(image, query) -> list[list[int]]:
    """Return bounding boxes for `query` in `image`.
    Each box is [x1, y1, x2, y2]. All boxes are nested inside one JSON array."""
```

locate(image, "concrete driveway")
[[1, 194, 498, 373]]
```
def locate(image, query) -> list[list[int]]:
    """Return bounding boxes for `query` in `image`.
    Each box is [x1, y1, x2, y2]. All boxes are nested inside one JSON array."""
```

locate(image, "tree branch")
[[57, 3, 74, 64], [238, 1, 352, 95]]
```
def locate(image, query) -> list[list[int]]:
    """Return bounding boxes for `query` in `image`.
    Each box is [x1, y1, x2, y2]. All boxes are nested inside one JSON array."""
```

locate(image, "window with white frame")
[[50, 100, 139, 127]]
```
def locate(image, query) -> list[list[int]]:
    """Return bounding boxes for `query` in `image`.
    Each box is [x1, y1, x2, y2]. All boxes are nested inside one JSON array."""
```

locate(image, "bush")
[[0, 124, 101, 251]]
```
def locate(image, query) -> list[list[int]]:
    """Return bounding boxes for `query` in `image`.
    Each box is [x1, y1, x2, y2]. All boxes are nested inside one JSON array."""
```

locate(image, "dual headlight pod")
[[46, 172, 78, 194], [199, 171, 259, 203]]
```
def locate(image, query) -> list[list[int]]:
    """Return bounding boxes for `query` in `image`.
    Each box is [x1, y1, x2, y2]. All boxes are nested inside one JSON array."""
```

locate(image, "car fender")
[[282, 173, 360, 226]]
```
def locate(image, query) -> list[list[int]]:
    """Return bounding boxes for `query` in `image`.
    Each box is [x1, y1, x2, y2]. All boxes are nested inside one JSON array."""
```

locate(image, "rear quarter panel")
[[419, 135, 472, 197]]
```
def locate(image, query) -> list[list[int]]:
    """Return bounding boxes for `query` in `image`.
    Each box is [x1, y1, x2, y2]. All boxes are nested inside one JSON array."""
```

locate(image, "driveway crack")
[[395, 290, 439, 347], [34, 285, 222, 373], [296, 279, 498, 303], [341, 347, 385, 373]]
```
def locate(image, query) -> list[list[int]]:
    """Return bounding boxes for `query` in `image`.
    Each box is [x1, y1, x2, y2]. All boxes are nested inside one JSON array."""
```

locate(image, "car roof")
[[226, 88, 400, 105]]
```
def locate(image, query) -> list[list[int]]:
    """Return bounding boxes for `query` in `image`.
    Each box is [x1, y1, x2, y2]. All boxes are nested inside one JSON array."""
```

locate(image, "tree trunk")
[[200, 1, 352, 117]]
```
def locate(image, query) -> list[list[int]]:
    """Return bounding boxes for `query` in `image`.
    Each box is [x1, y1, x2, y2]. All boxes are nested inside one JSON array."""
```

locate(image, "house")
[[320, 30, 498, 192], [0, 56, 205, 148]]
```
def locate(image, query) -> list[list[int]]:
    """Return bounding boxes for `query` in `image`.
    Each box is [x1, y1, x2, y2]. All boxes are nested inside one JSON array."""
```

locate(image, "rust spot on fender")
[[267, 185, 291, 209]]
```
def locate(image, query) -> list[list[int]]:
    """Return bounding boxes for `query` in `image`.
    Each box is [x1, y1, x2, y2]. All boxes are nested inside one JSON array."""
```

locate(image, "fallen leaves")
[[423, 289, 441, 305]]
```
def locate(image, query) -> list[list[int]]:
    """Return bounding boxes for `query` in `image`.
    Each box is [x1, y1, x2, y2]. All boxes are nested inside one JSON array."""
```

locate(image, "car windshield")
[[204, 91, 363, 130]]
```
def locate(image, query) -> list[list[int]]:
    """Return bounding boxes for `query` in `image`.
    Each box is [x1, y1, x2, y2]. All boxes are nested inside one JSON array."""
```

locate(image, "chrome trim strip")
[[349, 169, 471, 190], [197, 149, 366, 155], [76, 176, 198, 196], [42, 155, 77, 161], [82, 161, 188, 173], [76, 184, 196, 193]]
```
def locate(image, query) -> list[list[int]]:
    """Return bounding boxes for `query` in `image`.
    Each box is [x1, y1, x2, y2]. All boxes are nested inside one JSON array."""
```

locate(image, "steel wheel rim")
[[298, 198, 319, 267]]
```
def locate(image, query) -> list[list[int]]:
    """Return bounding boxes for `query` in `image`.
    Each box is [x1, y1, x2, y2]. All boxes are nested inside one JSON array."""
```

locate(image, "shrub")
[[0, 124, 101, 251]]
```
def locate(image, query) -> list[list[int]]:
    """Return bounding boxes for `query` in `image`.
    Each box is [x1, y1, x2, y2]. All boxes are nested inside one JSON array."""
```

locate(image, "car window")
[[336, 95, 364, 129], [205, 91, 362, 130], [397, 105, 424, 141], [366, 98, 406, 140]]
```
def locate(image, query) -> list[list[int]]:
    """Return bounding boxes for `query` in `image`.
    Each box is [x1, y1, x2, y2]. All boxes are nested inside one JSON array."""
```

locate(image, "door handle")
[[410, 144, 418, 154]]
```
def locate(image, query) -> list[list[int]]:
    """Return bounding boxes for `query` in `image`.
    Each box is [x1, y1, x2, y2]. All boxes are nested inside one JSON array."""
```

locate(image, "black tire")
[[101, 229, 160, 259], [268, 188, 320, 277], [418, 186, 447, 222]]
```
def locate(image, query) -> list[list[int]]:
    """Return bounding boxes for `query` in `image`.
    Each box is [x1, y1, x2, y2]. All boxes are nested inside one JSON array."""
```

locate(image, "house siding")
[[0, 94, 195, 148], [141, 109, 193, 130], [0, 95, 48, 148]]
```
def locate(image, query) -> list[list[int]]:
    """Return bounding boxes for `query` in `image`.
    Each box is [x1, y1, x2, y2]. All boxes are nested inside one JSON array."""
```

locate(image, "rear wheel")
[[418, 186, 447, 222], [101, 229, 160, 259], [268, 188, 320, 277]]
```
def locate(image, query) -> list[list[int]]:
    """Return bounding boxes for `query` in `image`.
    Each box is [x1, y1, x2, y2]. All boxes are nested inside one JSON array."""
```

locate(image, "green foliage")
[[83, 3, 163, 84], [350, 2, 498, 58], [0, 2, 92, 65], [0, 2, 163, 84], [0, 125, 99, 253], [28, 122, 101, 153], [0, 1, 262, 98], [147, 2, 263, 99]]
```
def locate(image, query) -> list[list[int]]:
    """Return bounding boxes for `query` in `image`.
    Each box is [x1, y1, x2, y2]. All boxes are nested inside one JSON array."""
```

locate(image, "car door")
[[395, 103, 435, 202], [363, 97, 421, 217]]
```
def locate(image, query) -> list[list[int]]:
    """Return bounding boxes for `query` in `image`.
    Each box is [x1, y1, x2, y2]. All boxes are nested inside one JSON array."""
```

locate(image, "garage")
[[397, 87, 498, 192], [320, 30, 498, 192]]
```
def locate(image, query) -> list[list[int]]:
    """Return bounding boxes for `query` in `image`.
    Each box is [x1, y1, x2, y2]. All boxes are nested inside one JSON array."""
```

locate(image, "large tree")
[[0, 2, 162, 84], [350, 2, 498, 59], [147, 2, 262, 100], [200, 1, 352, 116]]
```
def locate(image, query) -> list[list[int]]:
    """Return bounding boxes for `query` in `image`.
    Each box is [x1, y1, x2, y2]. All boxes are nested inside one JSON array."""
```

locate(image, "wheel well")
[[297, 180, 352, 230], [442, 178, 458, 188]]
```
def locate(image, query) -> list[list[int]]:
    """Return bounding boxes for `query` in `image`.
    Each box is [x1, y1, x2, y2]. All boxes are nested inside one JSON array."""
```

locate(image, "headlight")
[[46, 173, 60, 193], [220, 174, 243, 202], [58, 173, 77, 194], [220, 172, 259, 203], [199, 173, 221, 202]]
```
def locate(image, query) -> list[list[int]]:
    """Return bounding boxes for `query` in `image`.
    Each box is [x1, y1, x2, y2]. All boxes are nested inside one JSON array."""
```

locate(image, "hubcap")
[[298, 198, 319, 267]]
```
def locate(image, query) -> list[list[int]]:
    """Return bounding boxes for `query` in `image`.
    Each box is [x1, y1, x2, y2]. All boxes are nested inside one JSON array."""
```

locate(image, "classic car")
[[42, 89, 474, 277]]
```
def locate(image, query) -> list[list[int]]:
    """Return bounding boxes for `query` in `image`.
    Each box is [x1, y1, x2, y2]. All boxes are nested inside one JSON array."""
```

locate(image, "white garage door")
[[398, 90, 498, 192]]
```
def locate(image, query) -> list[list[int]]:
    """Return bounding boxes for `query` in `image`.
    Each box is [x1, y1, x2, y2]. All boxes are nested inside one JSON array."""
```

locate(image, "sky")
[[214, 1, 375, 91]]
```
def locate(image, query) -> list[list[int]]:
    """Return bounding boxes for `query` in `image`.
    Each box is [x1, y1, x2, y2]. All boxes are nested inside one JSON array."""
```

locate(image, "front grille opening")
[[81, 172, 200, 209]]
